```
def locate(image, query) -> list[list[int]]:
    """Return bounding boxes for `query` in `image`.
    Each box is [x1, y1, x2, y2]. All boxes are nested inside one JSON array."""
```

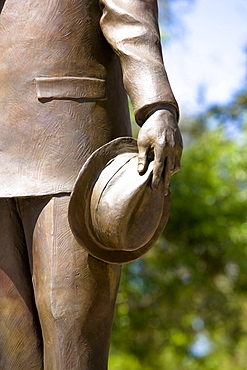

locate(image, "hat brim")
[[68, 137, 171, 264]]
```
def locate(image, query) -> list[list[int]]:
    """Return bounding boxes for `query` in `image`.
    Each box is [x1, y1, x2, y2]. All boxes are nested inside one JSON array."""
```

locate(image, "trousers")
[[0, 195, 121, 370]]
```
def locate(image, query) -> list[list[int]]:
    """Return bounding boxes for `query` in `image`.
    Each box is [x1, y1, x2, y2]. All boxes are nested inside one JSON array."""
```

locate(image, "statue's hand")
[[137, 109, 183, 195]]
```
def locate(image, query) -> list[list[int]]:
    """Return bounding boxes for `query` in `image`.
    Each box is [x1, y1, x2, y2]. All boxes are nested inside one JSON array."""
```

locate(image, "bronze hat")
[[68, 137, 171, 264]]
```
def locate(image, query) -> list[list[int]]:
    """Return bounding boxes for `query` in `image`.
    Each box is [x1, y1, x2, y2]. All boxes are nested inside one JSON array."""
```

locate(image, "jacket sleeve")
[[99, 0, 179, 125]]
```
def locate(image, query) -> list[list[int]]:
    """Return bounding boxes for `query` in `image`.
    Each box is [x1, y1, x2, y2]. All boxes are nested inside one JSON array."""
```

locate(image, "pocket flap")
[[35, 76, 106, 100]]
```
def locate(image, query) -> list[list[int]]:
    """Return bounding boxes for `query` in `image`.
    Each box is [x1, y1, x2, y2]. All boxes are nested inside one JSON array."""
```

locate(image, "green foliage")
[[109, 2, 247, 368], [110, 119, 247, 369]]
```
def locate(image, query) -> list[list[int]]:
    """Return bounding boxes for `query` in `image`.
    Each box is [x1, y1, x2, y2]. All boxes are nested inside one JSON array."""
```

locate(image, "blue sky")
[[162, 0, 247, 115]]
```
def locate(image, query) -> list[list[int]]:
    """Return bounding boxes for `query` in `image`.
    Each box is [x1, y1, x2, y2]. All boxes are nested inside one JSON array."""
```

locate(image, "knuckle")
[[155, 158, 164, 166], [138, 155, 145, 162]]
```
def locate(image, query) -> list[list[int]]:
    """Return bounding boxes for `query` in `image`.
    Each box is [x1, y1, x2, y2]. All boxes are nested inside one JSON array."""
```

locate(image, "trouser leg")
[[20, 194, 121, 370], [0, 198, 43, 370]]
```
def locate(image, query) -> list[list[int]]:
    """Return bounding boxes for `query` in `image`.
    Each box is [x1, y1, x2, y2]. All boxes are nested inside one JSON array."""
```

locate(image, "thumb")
[[137, 145, 148, 174]]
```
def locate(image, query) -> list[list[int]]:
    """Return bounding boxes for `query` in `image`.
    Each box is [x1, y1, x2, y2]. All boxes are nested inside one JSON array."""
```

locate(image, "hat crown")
[[90, 153, 164, 251]]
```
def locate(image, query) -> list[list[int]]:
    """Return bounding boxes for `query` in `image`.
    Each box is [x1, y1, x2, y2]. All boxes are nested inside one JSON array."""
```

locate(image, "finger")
[[172, 148, 182, 174], [164, 156, 174, 195], [152, 145, 166, 189], [164, 172, 172, 196], [164, 153, 175, 195], [137, 145, 148, 174], [173, 159, 181, 174]]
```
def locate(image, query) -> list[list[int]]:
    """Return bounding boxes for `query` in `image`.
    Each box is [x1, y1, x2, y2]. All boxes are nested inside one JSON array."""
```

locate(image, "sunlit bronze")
[[0, 0, 182, 369]]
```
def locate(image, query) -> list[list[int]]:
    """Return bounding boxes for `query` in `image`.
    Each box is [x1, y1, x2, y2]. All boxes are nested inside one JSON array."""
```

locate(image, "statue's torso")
[[0, 0, 131, 197]]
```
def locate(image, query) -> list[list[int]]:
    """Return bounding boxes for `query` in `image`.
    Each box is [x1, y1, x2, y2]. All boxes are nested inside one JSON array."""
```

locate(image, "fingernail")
[[138, 163, 144, 172], [164, 185, 170, 196]]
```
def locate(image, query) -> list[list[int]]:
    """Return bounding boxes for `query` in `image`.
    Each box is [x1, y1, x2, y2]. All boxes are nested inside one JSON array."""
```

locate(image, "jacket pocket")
[[35, 76, 106, 100]]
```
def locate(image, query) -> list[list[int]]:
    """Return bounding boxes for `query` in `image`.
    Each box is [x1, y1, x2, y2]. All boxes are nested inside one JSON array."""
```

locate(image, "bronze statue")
[[0, 0, 182, 369]]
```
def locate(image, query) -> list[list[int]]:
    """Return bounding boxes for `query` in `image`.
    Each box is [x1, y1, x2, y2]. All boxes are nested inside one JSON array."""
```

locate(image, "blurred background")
[[109, 0, 247, 369]]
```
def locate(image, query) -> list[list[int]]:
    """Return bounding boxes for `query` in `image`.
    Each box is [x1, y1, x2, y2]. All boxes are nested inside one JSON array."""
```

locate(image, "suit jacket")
[[0, 0, 178, 197]]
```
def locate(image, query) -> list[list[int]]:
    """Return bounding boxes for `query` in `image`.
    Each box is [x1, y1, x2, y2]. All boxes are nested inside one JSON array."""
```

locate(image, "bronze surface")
[[0, 0, 182, 368]]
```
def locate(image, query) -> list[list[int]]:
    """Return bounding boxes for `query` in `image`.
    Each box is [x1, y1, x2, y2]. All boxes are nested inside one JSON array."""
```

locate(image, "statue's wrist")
[[136, 103, 179, 126]]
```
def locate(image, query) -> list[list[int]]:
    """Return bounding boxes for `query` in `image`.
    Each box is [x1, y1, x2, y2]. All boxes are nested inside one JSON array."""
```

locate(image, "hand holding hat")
[[137, 109, 183, 194]]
